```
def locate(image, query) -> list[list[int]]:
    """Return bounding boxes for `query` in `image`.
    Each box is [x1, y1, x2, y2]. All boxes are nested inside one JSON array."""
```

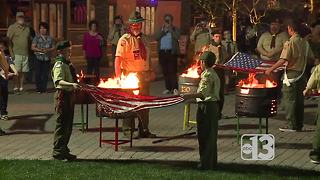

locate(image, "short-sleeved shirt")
[[306, 64, 320, 90], [190, 29, 211, 52], [115, 33, 151, 72], [32, 35, 54, 61], [206, 44, 227, 65], [257, 31, 289, 61], [196, 68, 220, 102], [280, 34, 315, 72], [51, 59, 74, 91], [6, 23, 30, 56]]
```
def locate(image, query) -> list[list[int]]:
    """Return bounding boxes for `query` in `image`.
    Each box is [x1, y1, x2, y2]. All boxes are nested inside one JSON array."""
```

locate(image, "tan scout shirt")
[[196, 68, 220, 102], [7, 23, 30, 56], [116, 33, 151, 72], [52, 61, 74, 91], [257, 31, 288, 61], [190, 29, 211, 52], [280, 34, 314, 72], [306, 64, 320, 90], [206, 44, 227, 65]]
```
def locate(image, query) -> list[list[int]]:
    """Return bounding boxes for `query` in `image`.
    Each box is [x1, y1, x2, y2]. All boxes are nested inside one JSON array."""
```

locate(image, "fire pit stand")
[[97, 105, 136, 151], [235, 85, 277, 144]]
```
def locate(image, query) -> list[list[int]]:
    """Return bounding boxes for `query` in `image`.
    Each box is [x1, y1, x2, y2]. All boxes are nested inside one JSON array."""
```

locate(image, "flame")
[[98, 73, 140, 95], [239, 73, 277, 88], [181, 64, 200, 78], [76, 70, 85, 83]]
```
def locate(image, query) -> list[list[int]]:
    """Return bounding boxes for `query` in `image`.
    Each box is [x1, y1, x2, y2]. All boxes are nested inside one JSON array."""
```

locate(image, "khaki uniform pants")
[[196, 101, 219, 169], [53, 90, 75, 156], [122, 71, 150, 133], [282, 71, 305, 130]]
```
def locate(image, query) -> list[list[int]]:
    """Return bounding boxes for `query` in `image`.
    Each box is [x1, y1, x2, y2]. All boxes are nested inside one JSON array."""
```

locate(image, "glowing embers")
[[98, 73, 140, 95]]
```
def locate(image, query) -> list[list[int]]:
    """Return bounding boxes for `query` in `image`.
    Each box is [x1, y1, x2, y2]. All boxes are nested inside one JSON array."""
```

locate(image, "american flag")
[[80, 84, 184, 117], [222, 52, 284, 73]]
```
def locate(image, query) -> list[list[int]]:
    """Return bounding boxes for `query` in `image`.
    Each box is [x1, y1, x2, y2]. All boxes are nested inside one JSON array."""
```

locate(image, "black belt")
[[160, 49, 172, 53]]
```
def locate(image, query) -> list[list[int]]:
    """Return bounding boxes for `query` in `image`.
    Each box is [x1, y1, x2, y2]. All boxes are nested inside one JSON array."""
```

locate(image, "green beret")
[[56, 40, 71, 50], [128, 11, 145, 24], [199, 51, 216, 64]]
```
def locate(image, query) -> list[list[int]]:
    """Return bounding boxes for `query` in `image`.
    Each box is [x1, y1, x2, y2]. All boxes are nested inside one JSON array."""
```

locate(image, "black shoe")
[[53, 153, 77, 161], [139, 130, 157, 138], [0, 129, 6, 136], [65, 153, 77, 161]]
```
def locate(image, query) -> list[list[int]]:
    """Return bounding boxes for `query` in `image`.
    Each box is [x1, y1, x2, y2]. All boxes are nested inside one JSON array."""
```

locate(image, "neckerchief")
[[131, 32, 147, 60]]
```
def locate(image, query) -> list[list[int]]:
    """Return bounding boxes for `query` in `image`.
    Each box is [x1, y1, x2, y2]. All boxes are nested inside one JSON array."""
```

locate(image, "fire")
[[98, 73, 140, 95], [181, 64, 200, 78], [76, 70, 85, 83], [239, 73, 277, 88]]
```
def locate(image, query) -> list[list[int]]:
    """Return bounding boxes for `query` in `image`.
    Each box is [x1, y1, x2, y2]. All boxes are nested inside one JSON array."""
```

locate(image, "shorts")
[[14, 55, 29, 72]]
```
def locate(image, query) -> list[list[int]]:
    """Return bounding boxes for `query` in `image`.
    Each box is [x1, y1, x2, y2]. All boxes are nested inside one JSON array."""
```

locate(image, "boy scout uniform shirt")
[[306, 64, 320, 90], [52, 61, 74, 92], [280, 34, 314, 72], [115, 33, 151, 72], [257, 31, 288, 61], [6, 23, 30, 56], [196, 68, 220, 102], [190, 29, 211, 52], [206, 44, 227, 65]]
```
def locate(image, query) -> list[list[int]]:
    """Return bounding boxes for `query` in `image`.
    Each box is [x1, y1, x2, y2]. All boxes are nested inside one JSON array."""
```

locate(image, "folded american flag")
[[222, 52, 284, 73], [80, 84, 184, 116]]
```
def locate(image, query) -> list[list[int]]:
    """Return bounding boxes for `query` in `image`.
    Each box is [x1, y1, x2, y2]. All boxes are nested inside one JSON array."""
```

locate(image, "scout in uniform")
[[190, 17, 211, 54], [266, 19, 314, 132], [182, 51, 220, 170], [114, 11, 156, 138], [52, 41, 79, 160], [304, 65, 320, 164], [206, 30, 227, 119]]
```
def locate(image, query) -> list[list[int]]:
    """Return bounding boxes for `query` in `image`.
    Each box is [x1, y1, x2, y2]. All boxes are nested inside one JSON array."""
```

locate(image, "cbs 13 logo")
[[241, 134, 275, 160]]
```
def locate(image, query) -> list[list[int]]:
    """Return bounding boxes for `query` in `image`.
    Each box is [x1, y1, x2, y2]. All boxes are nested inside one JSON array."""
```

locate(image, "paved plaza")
[[0, 75, 320, 172]]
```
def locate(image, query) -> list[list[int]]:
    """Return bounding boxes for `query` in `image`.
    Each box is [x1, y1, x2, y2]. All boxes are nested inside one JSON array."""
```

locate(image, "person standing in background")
[[83, 20, 104, 81], [108, 16, 125, 69], [6, 11, 31, 93], [221, 30, 238, 93], [155, 14, 180, 95], [32, 22, 55, 93], [190, 17, 211, 55]]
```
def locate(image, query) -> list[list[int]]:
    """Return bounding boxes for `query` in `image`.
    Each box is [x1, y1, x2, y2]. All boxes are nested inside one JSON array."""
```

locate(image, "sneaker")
[[65, 153, 77, 161], [173, 89, 179, 95], [279, 126, 297, 132], [13, 88, 18, 94], [19, 88, 24, 92], [310, 159, 320, 164], [162, 89, 171, 95], [1, 115, 8, 121], [0, 129, 6, 136]]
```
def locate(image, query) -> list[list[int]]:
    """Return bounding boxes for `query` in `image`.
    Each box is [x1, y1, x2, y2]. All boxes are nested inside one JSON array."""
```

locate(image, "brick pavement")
[[0, 79, 319, 172]]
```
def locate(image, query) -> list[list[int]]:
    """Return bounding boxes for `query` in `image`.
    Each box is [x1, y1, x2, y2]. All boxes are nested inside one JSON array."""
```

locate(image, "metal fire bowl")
[[236, 85, 277, 98], [235, 85, 278, 117], [178, 76, 200, 95], [96, 87, 140, 118]]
